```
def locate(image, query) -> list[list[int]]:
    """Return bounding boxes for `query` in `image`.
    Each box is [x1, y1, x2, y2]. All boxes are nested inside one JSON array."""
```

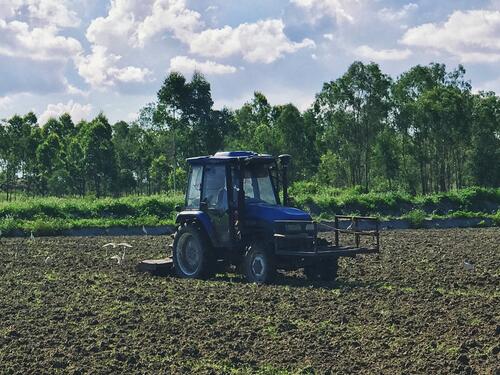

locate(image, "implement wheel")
[[304, 259, 338, 282], [243, 242, 276, 284], [173, 223, 214, 279]]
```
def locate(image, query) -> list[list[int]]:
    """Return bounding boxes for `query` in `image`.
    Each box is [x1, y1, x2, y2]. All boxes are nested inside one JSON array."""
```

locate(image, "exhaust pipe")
[[278, 154, 291, 206]]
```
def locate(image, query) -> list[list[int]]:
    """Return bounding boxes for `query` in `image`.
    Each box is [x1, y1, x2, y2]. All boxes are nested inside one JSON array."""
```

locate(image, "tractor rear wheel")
[[243, 242, 276, 284], [173, 223, 215, 279], [304, 259, 338, 282]]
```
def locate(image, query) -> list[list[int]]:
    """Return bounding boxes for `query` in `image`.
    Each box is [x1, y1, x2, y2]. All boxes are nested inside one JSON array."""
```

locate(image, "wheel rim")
[[177, 233, 202, 276], [251, 254, 266, 278]]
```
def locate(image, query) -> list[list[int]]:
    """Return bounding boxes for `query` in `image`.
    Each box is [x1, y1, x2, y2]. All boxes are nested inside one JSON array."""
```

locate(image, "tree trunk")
[[419, 160, 426, 195]]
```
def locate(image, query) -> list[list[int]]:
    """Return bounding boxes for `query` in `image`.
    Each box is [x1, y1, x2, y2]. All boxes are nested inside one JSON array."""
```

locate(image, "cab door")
[[201, 164, 231, 248]]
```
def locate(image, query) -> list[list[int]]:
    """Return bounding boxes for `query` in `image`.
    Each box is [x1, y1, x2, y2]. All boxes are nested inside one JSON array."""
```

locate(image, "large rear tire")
[[173, 223, 215, 279], [304, 259, 339, 282], [243, 242, 276, 284]]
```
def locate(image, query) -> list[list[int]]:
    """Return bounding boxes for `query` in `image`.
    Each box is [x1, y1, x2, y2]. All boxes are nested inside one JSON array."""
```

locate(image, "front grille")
[[274, 220, 316, 253], [275, 236, 315, 252]]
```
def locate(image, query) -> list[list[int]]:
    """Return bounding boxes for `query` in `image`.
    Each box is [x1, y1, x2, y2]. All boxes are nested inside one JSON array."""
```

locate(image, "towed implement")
[[171, 151, 379, 284]]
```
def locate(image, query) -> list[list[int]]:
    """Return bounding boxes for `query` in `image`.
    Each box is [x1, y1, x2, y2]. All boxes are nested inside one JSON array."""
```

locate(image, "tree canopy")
[[1, 62, 499, 199]]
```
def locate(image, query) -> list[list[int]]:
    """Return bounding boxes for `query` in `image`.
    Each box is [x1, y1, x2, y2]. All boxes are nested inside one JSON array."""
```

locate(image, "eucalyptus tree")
[[393, 64, 472, 193], [80, 114, 117, 197], [315, 61, 392, 190], [468, 92, 500, 187]]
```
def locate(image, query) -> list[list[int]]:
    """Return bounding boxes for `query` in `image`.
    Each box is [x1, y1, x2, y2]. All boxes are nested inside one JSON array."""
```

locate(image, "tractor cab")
[[173, 151, 380, 283]]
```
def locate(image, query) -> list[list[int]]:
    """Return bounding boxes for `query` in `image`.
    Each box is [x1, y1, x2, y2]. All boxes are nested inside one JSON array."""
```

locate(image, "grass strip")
[[0, 187, 498, 235]]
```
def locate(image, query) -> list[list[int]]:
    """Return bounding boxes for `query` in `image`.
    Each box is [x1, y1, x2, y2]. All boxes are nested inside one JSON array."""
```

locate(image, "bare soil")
[[0, 228, 499, 374]]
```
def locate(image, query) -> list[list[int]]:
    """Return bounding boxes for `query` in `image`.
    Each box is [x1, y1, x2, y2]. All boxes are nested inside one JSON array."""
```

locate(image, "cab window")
[[186, 165, 203, 209], [202, 165, 228, 211], [243, 164, 277, 205]]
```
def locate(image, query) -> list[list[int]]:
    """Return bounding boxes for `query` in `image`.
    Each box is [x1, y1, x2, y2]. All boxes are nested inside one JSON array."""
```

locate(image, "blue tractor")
[[173, 151, 379, 283]]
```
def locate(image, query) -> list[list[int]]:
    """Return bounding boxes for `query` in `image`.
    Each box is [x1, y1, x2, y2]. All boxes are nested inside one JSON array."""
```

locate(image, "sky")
[[1, 0, 500, 124]]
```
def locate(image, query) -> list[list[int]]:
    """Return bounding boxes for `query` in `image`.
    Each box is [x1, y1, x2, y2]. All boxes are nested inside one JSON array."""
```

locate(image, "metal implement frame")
[[334, 215, 380, 250], [273, 216, 380, 258]]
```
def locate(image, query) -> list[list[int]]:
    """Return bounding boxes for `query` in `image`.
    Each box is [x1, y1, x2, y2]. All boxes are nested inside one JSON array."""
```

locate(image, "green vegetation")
[[0, 194, 183, 235], [290, 183, 499, 217], [0, 187, 497, 235], [1, 62, 499, 201], [2, 62, 499, 236], [403, 209, 427, 229]]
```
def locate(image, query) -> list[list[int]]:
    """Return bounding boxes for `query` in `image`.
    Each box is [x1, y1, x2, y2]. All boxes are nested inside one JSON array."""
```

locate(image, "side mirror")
[[278, 154, 291, 166], [175, 205, 182, 212]]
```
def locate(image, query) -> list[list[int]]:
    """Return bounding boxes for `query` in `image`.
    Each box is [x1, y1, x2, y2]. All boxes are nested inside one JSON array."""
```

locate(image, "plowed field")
[[0, 229, 499, 374]]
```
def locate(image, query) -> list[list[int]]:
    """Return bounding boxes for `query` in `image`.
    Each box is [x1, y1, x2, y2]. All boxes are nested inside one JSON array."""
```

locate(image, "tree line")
[[1, 62, 499, 199]]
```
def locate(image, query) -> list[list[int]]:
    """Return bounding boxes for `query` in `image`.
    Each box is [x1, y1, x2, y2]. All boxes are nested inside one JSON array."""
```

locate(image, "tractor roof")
[[186, 151, 275, 165]]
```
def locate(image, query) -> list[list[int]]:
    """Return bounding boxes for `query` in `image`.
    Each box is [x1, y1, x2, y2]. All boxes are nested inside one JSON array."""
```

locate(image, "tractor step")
[[136, 258, 173, 276]]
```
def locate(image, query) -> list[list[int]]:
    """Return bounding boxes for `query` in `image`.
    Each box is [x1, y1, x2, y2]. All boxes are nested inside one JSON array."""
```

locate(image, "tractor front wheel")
[[173, 223, 214, 279], [304, 259, 338, 282], [243, 242, 276, 284]]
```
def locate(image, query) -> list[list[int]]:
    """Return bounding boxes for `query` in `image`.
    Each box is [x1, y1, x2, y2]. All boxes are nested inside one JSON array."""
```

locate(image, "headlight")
[[305, 223, 315, 232], [284, 223, 301, 232]]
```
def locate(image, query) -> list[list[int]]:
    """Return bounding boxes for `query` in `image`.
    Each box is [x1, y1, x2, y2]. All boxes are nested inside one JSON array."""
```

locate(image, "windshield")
[[242, 164, 277, 205]]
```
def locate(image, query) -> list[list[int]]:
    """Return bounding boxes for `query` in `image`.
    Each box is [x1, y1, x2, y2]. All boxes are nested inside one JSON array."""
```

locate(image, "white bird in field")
[[44, 256, 51, 264], [464, 261, 475, 272], [346, 219, 355, 231], [30, 231, 35, 241], [111, 250, 126, 265], [102, 242, 132, 258], [117, 243, 132, 248], [142, 225, 148, 235]]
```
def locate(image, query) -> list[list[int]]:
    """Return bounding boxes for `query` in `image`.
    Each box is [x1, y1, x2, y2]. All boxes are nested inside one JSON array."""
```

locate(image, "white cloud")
[[38, 100, 92, 124], [0, 0, 24, 19], [65, 82, 88, 96], [0, 96, 13, 110], [323, 33, 334, 40], [126, 111, 138, 122], [75, 45, 152, 87], [134, 0, 201, 47], [401, 10, 500, 63], [110, 66, 152, 82], [291, 0, 358, 24], [26, 0, 80, 27], [86, 1, 312, 64], [0, 3, 84, 95], [473, 76, 500, 93], [354, 45, 412, 61], [378, 3, 418, 22], [0, 20, 82, 60], [85, 0, 138, 49], [0, 0, 79, 27], [169, 56, 237, 75], [75, 45, 117, 87], [86, 0, 201, 50], [188, 19, 315, 64]]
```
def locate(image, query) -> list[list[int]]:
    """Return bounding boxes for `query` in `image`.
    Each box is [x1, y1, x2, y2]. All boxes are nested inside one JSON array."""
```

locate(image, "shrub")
[[404, 209, 426, 229]]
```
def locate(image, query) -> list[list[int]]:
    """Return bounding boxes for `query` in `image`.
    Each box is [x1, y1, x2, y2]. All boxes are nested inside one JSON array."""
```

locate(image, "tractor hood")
[[244, 201, 312, 223]]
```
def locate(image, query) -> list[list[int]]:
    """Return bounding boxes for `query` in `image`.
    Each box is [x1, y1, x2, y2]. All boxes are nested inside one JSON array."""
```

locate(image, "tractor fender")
[[175, 211, 217, 247]]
